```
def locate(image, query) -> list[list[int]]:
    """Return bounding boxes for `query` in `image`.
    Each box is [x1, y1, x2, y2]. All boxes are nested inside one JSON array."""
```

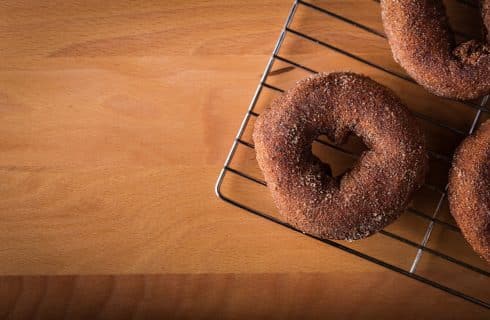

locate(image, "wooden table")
[[0, 0, 488, 318]]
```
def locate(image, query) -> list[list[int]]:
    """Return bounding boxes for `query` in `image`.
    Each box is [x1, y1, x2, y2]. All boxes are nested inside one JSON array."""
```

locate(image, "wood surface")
[[0, 0, 489, 318]]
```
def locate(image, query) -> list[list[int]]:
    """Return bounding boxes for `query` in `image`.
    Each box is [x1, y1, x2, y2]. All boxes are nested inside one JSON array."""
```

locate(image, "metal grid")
[[215, 0, 490, 308]]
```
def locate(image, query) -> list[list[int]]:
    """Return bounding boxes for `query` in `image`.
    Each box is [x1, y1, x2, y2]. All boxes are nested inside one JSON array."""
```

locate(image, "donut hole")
[[311, 133, 368, 178]]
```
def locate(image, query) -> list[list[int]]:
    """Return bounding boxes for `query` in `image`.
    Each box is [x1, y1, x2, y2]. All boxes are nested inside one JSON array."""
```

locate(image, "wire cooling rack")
[[215, 0, 490, 308]]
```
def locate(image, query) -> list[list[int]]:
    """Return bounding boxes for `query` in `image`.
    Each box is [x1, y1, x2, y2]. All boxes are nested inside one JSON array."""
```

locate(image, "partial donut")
[[380, 0, 490, 100], [253, 72, 428, 240], [448, 120, 490, 263]]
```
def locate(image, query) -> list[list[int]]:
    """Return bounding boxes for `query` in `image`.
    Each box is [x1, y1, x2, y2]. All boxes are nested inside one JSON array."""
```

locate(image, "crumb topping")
[[380, 0, 490, 100], [253, 72, 428, 240]]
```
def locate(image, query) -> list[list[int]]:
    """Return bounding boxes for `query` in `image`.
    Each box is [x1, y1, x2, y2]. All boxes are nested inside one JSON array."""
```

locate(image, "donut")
[[253, 72, 428, 240], [380, 0, 490, 100], [448, 120, 490, 262]]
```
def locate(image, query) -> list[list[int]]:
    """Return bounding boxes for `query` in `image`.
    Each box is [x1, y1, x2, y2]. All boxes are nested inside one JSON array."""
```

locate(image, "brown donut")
[[448, 120, 490, 263], [380, 0, 490, 100], [253, 72, 428, 240]]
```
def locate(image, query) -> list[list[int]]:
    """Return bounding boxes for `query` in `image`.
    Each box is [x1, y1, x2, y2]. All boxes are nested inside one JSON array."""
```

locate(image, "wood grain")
[[1, 273, 489, 319], [0, 0, 489, 318]]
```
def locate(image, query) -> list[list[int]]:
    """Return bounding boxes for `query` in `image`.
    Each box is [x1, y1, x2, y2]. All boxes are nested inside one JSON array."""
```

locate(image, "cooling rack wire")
[[215, 0, 490, 308]]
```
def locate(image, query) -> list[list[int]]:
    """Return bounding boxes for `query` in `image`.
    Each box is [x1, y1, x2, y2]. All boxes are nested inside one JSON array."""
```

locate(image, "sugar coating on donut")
[[449, 120, 490, 263], [253, 72, 428, 240], [381, 0, 490, 100]]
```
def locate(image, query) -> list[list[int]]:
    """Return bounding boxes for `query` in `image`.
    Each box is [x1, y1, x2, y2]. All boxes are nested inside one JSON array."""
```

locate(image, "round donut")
[[380, 0, 490, 100], [253, 72, 428, 240], [448, 120, 490, 262]]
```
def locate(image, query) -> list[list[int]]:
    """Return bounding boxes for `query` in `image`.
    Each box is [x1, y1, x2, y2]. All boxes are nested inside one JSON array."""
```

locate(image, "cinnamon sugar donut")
[[253, 72, 428, 240], [380, 0, 490, 100], [448, 120, 490, 262]]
